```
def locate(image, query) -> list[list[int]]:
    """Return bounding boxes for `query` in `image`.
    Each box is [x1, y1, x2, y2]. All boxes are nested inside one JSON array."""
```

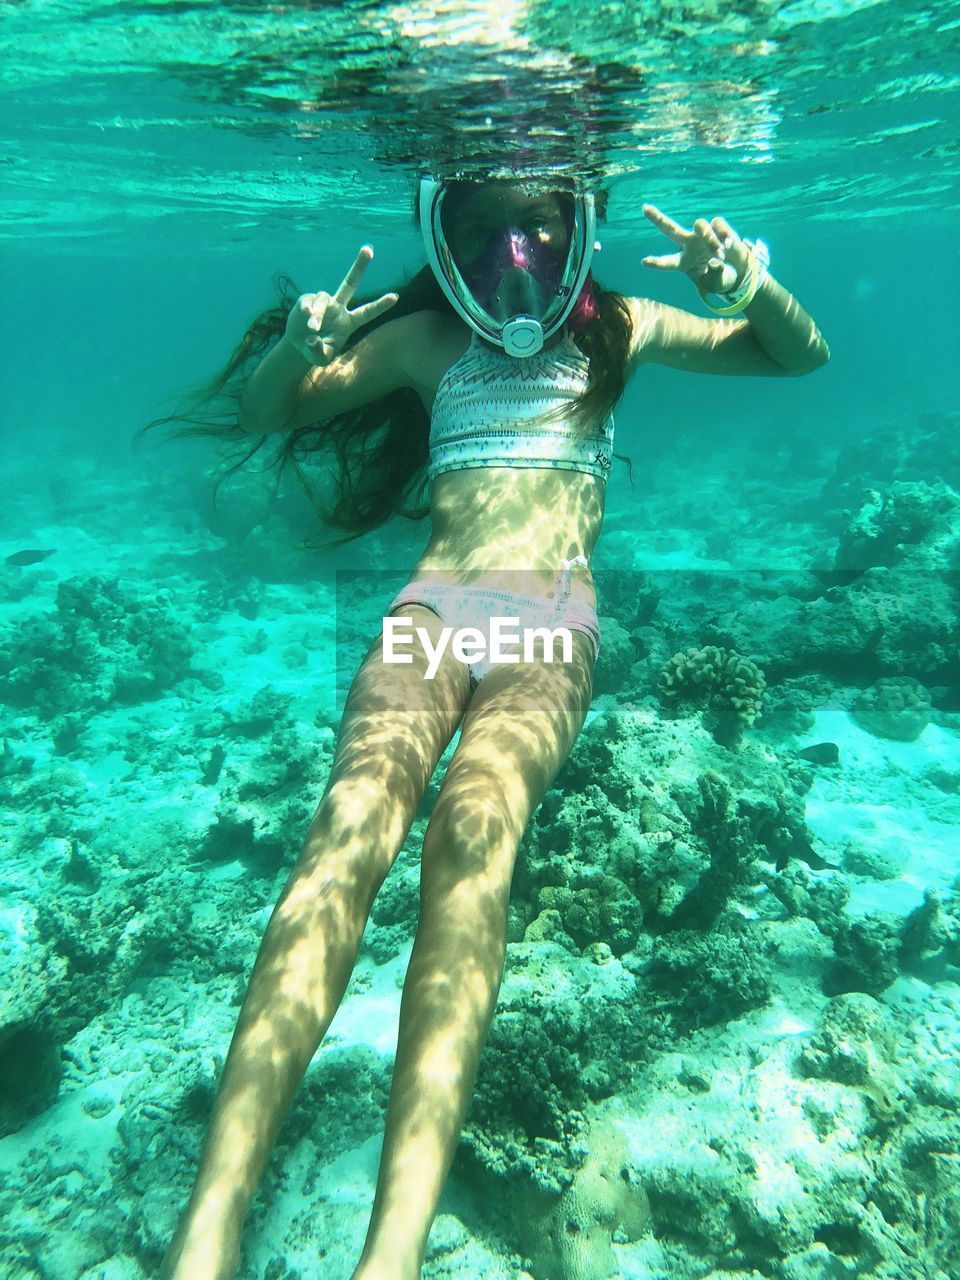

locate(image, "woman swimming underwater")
[[159, 173, 828, 1280]]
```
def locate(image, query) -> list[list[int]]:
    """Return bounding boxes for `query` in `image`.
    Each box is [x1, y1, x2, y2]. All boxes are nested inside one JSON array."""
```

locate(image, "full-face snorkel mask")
[[419, 176, 597, 358]]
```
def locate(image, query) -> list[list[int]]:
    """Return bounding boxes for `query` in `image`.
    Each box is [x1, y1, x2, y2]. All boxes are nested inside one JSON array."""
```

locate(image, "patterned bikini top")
[[427, 330, 615, 483]]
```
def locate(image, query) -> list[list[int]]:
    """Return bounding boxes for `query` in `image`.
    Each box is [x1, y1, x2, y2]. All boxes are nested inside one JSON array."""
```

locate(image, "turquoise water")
[[1, 2, 959, 1278]]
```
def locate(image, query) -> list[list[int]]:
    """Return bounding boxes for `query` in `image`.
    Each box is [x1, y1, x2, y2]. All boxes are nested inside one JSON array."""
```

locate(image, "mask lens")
[[442, 192, 572, 274]]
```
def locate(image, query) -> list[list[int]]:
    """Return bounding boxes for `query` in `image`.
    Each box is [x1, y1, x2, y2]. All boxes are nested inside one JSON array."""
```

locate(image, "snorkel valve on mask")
[[419, 176, 598, 357]]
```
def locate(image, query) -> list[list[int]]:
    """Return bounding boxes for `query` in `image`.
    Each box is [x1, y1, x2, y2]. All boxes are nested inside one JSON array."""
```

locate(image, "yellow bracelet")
[[705, 253, 759, 316], [704, 238, 770, 316]]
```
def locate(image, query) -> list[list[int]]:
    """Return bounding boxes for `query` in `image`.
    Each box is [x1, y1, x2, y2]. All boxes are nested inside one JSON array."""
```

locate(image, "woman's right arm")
[[237, 312, 424, 435]]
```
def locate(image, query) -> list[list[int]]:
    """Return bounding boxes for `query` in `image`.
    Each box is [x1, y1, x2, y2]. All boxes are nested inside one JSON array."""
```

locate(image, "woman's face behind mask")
[[443, 185, 574, 317]]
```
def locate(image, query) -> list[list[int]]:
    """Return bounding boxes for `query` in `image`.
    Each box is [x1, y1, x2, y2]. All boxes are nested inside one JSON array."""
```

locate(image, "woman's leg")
[[161, 607, 470, 1280], [352, 634, 595, 1280]]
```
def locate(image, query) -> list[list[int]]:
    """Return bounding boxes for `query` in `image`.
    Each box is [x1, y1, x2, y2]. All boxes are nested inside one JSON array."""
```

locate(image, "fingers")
[[694, 217, 725, 258], [642, 253, 683, 271], [643, 203, 690, 245], [643, 207, 746, 291], [710, 215, 738, 248], [301, 293, 331, 359], [302, 292, 328, 329], [348, 291, 400, 327], [332, 244, 374, 306], [291, 291, 331, 363]]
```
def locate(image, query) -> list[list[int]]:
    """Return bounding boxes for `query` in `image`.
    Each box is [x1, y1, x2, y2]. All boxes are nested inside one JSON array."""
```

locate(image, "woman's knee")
[[428, 790, 517, 853], [313, 776, 393, 844], [420, 791, 522, 904]]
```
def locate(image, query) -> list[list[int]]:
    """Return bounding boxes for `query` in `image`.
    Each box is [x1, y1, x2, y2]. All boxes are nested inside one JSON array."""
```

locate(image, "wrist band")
[[705, 238, 770, 316]]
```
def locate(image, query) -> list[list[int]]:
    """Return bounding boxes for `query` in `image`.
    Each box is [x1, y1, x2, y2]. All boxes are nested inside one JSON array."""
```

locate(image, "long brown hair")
[[138, 180, 634, 550]]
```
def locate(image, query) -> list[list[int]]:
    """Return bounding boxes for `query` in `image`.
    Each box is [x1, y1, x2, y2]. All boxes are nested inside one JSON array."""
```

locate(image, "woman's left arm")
[[627, 204, 830, 378]]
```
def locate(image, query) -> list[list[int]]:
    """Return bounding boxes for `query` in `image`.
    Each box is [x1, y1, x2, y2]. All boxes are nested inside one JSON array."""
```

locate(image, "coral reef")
[[834, 480, 959, 572], [591, 615, 634, 697], [0, 575, 195, 717], [458, 969, 655, 1194], [506, 1115, 650, 1280], [647, 918, 774, 1032]]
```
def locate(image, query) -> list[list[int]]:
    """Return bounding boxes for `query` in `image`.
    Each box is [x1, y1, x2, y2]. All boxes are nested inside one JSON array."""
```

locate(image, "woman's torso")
[[402, 311, 610, 604]]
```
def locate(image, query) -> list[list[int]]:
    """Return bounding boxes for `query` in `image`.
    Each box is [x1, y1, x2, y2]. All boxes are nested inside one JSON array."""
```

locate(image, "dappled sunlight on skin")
[[161, 620, 471, 1280], [163, 503, 600, 1279], [353, 630, 595, 1279], [421, 465, 606, 602]]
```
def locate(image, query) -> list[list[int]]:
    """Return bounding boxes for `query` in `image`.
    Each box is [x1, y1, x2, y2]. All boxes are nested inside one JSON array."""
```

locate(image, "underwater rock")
[[840, 841, 906, 881], [900, 889, 960, 972], [275, 1045, 392, 1158], [0, 737, 33, 778], [662, 771, 760, 929], [851, 675, 932, 740], [459, 972, 652, 1206], [368, 863, 421, 962], [196, 806, 286, 873], [0, 575, 195, 716], [224, 684, 294, 739], [0, 917, 64, 1136], [594, 570, 660, 631], [528, 870, 646, 957], [461, 998, 592, 1191], [118, 1073, 214, 1268], [825, 912, 902, 997], [757, 675, 821, 737], [763, 862, 851, 934], [0, 1015, 62, 1138], [780, 1243, 858, 1279], [646, 917, 774, 1032], [923, 762, 960, 792], [201, 743, 226, 784], [822, 414, 960, 507], [697, 564, 956, 685], [798, 992, 900, 1098]]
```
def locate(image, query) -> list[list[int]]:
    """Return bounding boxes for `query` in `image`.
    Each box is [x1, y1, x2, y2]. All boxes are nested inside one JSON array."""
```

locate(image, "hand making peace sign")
[[285, 245, 400, 366], [641, 203, 755, 298]]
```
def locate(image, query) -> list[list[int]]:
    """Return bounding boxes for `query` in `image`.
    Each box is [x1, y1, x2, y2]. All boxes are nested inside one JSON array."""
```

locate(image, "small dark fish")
[[5, 548, 56, 567], [797, 741, 840, 765], [776, 846, 841, 873]]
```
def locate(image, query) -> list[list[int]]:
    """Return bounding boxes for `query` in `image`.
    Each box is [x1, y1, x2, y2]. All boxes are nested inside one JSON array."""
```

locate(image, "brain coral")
[[657, 645, 766, 739]]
